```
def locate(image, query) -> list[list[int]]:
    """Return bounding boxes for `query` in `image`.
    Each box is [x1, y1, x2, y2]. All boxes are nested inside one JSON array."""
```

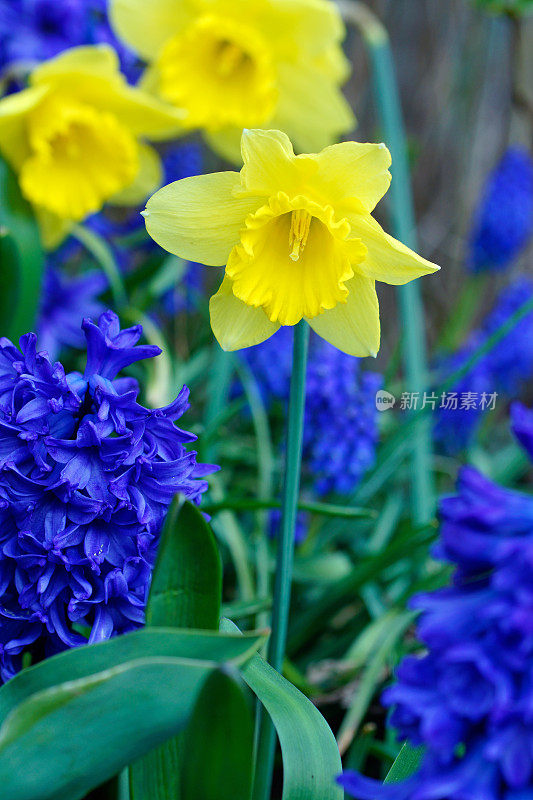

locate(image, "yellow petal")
[[307, 272, 380, 357], [314, 142, 391, 213], [352, 213, 440, 285], [239, 129, 305, 197], [109, 0, 195, 61], [110, 143, 163, 206], [272, 62, 355, 154], [0, 85, 49, 170], [210, 275, 280, 351], [31, 45, 185, 140], [253, 0, 346, 62], [143, 171, 262, 265], [30, 44, 121, 85]]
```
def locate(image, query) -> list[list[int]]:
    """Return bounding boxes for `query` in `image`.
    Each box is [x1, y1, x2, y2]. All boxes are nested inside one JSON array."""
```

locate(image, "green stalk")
[[72, 224, 127, 310], [339, 1, 435, 524], [253, 321, 310, 800]]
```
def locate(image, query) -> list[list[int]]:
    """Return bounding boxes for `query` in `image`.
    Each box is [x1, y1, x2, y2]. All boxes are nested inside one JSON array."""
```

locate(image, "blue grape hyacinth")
[[0, 311, 216, 683], [340, 403, 533, 800], [467, 146, 533, 273]]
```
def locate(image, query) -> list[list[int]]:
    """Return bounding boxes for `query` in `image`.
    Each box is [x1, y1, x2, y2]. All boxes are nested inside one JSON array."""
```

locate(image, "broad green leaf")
[[130, 500, 223, 800], [384, 742, 425, 783], [146, 500, 222, 629], [0, 624, 265, 800], [0, 157, 44, 340], [222, 619, 343, 800], [0, 628, 264, 720], [181, 669, 254, 800]]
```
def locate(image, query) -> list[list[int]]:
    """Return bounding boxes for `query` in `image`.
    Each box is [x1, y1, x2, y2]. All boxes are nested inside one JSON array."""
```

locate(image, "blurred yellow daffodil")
[[110, 0, 355, 162], [144, 129, 440, 356], [0, 45, 184, 248]]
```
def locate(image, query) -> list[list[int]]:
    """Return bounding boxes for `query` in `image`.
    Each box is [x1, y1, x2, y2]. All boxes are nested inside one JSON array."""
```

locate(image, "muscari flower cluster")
[[434, 277, 533, 453], [0, 310, 215, 683], [240, 327, 382, 497], [340, 402, 533, 800], [0, 0, 139, 82], [467, 146, 533, 273]]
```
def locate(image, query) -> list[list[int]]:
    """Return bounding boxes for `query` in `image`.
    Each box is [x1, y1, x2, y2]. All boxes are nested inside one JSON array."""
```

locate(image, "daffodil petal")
[[272, 62, 355, 154], [306, 272, 380, 357], [31, 45, 184, 140], [109, 0, 194, 61], [210, 275, 280, 350], [314, 142, 391, 213], [0, 85, 49, 170], [239, 128, 303, 197], [31, 44, 121, 85], [110, 143, 163, 207], [144, 172, 262, 265], [352, 214, 440, 285]]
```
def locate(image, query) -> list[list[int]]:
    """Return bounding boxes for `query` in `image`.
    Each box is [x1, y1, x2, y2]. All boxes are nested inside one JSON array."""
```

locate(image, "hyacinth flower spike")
[[144, 128, 440, 356]]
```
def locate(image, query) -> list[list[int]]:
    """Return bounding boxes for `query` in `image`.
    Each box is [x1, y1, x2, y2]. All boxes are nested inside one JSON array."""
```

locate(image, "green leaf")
[[222, 619, 343, 800], [146, 500, 222, 629], [181, 669, 254, 800], [0, 628, 265, 800], [130, 500, 223, 800], [384, 742, 425, 784], [0, 157, 44, 340]]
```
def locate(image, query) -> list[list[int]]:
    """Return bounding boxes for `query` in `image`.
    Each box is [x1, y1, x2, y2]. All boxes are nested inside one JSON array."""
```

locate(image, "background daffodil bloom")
[[0, 45, 185, 249], [109, 0, 355, 163], [143, 129, 440, 357]]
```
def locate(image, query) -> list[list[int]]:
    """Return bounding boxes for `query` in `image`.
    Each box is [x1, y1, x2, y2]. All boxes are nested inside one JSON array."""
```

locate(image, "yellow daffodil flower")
[[143, 129, 440, 356], [109, 0, 355, 163], [0, 45, 184, 248]]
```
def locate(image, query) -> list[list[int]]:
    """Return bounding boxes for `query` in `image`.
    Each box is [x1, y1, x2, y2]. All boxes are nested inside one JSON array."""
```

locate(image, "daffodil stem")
[[343, 2, 435, 524], [253, 320, 309, 800]]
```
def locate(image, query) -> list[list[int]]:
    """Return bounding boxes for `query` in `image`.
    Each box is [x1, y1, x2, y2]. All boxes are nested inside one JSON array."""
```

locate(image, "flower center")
[[289, 209, 312, 262], [226, 193, 368, 326], [20, 94, 138, 221], [156, 15, 277, 131]]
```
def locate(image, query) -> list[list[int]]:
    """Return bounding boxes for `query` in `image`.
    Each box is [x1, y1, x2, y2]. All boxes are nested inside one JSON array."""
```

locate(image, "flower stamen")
[[289, 209, 312, 262]]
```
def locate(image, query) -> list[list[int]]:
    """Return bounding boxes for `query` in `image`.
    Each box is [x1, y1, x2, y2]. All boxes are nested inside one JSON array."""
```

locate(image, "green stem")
[[341, 2, 435, 525], [253, 321, 310, 800]]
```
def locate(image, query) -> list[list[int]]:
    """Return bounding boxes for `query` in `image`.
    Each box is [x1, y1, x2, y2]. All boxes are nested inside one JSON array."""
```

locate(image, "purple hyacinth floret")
[[340, 404, 533, 800], [0, 311, 216, 683], [0, 0, 139, 83], [467, 146, 533, 273]]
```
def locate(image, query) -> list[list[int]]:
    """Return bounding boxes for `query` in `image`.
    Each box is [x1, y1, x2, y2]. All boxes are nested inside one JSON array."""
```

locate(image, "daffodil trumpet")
[[144, 128, 440, 357], [0, 45, 184, 249]]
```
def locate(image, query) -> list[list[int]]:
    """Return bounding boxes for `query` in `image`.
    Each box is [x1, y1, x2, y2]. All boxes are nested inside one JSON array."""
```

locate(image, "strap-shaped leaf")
[[146, 500, 222, 629], [0, 157, 44, 340], [130, 500, 224, 800], [222, 619, 343, 800], [384, 742, 425, 784], [181, 669, 254, 800], [0, 628, 265, 800]]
